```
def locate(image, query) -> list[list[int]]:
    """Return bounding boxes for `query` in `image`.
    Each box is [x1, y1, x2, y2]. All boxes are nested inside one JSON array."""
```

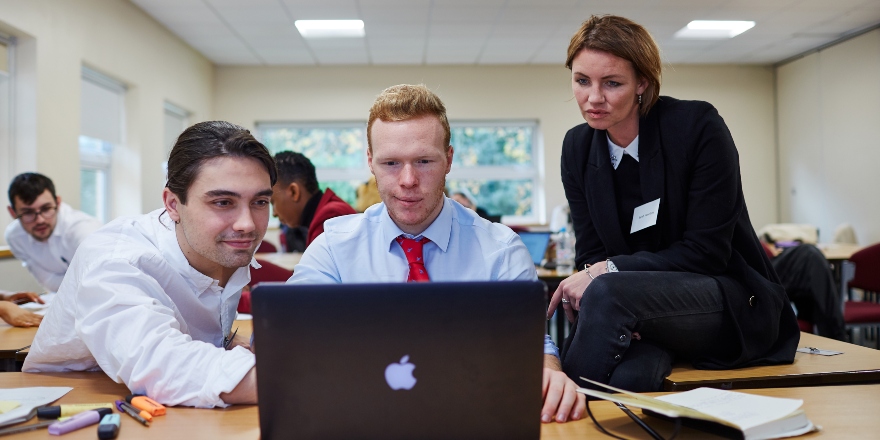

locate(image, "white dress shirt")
[[4, 203, 102, 292], [23, 209, 256, 408], [288, 198, 560, 357]]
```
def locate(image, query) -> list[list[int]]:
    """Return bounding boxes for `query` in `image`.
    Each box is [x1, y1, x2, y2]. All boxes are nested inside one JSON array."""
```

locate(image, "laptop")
[[251, 281, 546, 440], [517, 231, 552, 266]]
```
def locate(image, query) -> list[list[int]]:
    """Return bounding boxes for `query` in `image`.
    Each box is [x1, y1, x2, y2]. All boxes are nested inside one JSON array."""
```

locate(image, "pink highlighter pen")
[[48, 408, 113, 436]]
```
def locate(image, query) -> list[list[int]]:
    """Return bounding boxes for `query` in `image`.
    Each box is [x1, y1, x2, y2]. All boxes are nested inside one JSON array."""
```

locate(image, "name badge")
[[631, 198, 660, 233]]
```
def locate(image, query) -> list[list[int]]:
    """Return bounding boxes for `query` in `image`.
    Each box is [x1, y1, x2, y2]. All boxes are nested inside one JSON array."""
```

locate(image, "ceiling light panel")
[[295, 20, 365, 38], [674, 20, 756, 39]]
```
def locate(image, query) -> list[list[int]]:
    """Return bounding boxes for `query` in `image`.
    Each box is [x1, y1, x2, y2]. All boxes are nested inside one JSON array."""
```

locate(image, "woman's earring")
[[638, 94, 643, 106]]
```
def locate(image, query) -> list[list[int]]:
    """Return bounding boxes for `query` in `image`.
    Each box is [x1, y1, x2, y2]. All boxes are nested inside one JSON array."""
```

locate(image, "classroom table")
[[253, 252, 301, 271], [2, 371, 878, 439], [0, 320, 253, 372], [663, 332, 880, 391], [0, 323, 38, 371], [0, 245, 13, 259]]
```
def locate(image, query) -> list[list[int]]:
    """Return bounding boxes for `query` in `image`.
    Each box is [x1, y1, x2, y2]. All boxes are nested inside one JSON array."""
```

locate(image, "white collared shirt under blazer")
[[23, 209, 256, 408], [4, 202, 102, 292]]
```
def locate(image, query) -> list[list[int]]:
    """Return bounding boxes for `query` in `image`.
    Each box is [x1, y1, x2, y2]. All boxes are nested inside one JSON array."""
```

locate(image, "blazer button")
[[619, 335, 626, 342], [749, 296, 756, 307]]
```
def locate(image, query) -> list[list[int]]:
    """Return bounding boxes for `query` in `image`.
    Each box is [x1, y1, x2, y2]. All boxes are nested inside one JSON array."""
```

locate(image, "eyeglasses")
[[586, 400, 681, 440], [16, 205, 58, 224]]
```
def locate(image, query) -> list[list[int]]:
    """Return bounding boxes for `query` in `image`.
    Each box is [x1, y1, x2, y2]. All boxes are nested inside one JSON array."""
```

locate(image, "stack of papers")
[[0, 387, 71, 427]]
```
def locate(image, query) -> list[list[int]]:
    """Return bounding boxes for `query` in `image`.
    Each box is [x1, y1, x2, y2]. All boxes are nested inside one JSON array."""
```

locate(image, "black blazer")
[[560, 96, 798, 369]]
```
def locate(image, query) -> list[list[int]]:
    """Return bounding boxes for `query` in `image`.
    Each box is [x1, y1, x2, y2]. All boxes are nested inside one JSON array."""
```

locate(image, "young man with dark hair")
[[271, 151, 356, 251], [24, 121, 272, 407], [5, 172, 102, 292], [289, 84, 585, 424]]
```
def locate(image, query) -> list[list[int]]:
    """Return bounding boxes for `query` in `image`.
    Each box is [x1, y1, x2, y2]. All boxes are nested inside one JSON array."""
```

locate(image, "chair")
[[256, 241, 277, 253], [843, 243, 880, 348], [238, 259, 294, 313]]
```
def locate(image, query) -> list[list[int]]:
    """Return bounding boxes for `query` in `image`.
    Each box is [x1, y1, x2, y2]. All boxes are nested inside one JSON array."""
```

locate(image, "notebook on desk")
[[251, 281, 546, 440], [517, 231, 552, 267]]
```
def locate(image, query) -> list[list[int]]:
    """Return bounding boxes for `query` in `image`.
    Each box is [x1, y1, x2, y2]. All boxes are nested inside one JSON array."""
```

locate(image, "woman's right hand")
[[547, 262, 606, 323]]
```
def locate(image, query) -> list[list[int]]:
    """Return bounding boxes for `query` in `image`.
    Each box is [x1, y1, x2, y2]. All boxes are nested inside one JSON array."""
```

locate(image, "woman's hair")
[[565, 15, 662, 115], [166, 121, 277, 204], [367, 84, 451, 153]]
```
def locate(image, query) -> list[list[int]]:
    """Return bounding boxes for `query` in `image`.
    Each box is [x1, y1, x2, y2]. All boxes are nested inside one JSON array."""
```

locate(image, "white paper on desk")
[[19, 292, 55, 316], [656, 387, 803, 431], [0, 387, 72, 427]]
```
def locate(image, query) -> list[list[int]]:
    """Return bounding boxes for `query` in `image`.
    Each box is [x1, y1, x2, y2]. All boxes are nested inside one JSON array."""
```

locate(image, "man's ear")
[[289, 182, 302, 203], [55, 196, 62, 206], [162, 188, 182, 223], [445, 146, 454, 174], [7, 206, 16, 220], [367, 147, 375, 175]]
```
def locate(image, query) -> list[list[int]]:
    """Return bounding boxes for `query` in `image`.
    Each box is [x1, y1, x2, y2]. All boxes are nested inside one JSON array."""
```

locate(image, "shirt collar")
[[607, 133, 640, 170], [381, 197, 452, 253]]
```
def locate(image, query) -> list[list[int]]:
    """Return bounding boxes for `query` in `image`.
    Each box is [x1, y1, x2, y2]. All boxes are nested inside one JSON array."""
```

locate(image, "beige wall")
[[0, 0, 213, 245], [214, 63, 779, 227], [777, 29, 880, 245]]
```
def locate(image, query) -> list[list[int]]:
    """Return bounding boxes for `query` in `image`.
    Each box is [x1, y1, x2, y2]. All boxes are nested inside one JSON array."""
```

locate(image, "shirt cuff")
[[543, 334, 560, 358], [201, 346, 256, 408]]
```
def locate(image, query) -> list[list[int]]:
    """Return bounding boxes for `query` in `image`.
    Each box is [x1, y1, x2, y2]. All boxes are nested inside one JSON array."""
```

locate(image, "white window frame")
[[256, 121, 373, 184], [0, 34, 15, 202], [447, 120, 544, 224], [80, 66, 126, 223]]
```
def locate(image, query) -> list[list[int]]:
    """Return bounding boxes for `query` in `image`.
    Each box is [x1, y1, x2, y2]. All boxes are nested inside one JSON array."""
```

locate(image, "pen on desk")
[[125, 394, 166, 416], [37, 403, 114, 419], [0, 420, 56, 436], [224, 326, 239, 349], [97, 414, 120, 439], [115, 400, 151, 426], [48, 408, 113, 436]]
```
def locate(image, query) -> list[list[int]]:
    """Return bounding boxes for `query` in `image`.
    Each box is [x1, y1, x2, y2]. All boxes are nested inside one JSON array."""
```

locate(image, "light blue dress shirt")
[[288, 197, 559, 357]]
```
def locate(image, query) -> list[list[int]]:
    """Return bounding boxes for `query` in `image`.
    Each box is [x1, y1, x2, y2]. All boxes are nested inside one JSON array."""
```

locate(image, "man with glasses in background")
[[4, 172, 102, 300]]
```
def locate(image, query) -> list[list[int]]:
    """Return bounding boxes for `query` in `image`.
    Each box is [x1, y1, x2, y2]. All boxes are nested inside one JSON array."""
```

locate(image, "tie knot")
[[396, 236, 431, 282], [396, 236, 430, 264]]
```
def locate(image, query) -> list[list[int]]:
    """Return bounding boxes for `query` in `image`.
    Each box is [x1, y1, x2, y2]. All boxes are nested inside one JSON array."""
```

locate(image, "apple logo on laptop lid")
[[385, 355, 417, 390]]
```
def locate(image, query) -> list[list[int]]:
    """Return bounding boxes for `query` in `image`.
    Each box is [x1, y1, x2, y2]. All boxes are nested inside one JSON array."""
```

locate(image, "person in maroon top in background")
[[270, 151, 357, 251]]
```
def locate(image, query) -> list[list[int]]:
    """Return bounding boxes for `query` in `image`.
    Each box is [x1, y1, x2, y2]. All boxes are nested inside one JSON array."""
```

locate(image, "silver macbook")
[[251, 281, 546, 440]]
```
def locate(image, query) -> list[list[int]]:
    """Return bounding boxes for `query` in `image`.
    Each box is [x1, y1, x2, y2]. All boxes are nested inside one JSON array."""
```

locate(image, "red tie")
[[396, 236, 431, 282]]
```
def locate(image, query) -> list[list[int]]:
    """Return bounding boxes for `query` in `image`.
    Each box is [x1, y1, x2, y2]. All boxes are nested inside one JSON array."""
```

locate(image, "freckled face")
[[368, 115, 453, 236], [571, 49, 647, 143]]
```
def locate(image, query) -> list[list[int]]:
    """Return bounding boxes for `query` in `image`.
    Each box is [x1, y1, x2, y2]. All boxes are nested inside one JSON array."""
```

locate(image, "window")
[[0, 36, 13, 196], [447, 121, 542, 224], [258, 122, 371, 206], [257, 120, 543, 223], [0, 35, 14, 239], [162, 101, 190, 178], [80, 67, 126, 223]]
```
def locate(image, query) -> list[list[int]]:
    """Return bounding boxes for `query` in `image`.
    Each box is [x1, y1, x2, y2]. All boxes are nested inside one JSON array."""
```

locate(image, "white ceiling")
[[130, 0, 880, 66]]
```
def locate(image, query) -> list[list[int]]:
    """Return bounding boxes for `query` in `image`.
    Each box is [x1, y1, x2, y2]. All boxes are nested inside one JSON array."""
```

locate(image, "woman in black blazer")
[[547, 15, 799, 391]]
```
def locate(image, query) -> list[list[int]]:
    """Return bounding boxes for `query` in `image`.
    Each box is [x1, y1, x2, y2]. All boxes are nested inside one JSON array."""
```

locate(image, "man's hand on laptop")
[[541, 355, 585, 423]]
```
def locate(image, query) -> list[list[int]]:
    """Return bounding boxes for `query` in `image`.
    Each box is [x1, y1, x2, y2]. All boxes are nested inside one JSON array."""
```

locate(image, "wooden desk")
[[0, 246, 13, 259], [0, 320, 252, 372], [254, 252, 301, 271], [818, 243, 861, 262], [0, 323, 38, 370], [664, 332, 880, 391], [2, 371, 878, 439]]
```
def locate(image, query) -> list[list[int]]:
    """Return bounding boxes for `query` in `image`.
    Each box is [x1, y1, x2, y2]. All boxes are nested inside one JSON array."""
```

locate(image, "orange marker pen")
[[124, 394, 166, 417]]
